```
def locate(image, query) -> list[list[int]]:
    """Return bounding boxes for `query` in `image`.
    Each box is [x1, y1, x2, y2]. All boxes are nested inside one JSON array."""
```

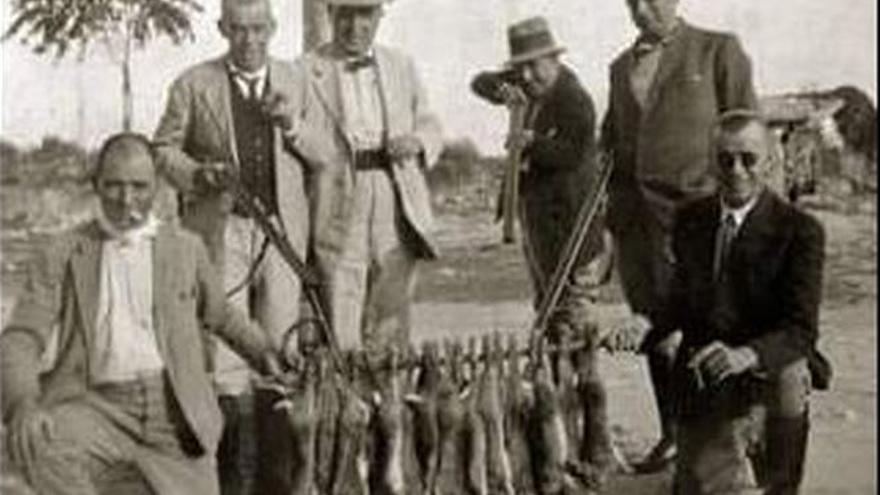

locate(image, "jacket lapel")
[[200, 57, 240, 168], [644, 23, 690, 111], [150, 225, 174, 359], [309, 48, 351, 149], [374, 47, 396, 138], [732, 189, 781, 267], [70, 222, 103, 345]]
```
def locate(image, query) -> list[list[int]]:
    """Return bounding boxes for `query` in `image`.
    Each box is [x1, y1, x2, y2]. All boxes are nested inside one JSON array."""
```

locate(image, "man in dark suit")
[[624, 110, 826, 494], [471, 16, 619, 481], [1, 134, 280, 495], [600, 0, 758, 470]]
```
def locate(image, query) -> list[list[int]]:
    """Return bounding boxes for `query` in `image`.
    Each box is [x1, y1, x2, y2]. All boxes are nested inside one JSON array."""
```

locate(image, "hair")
[[91, 132, 156, 187]]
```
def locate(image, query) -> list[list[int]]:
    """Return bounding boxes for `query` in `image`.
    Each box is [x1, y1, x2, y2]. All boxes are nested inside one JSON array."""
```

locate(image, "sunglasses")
[[716, 150, 761, 171]]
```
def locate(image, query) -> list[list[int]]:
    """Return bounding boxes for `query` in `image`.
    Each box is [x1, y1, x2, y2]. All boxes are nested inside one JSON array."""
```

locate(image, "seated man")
[[626, 110, 828, 494], [0, 133, 280, 495]]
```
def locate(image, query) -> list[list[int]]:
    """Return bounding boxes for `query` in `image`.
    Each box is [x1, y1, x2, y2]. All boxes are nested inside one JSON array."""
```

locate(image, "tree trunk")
[[302, 0, 331, 52], [121, 29, 133, 131]]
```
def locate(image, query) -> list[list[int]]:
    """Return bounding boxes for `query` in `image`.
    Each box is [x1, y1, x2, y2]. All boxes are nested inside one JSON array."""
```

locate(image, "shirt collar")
[[227, 61, 268, 82], [719, 193, 760, 231], [633, 18, 682, 53], [97, 209, 159, 245]]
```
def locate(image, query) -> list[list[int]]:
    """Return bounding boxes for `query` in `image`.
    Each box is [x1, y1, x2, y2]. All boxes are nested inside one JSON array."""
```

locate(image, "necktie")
[[714, 213, 737, 282]]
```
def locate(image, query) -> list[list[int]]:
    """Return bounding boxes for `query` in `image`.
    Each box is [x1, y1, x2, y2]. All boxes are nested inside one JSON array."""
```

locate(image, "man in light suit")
[[600, 0, 757, 471], [289, 0, 442, 351], [153, 0, 308, 492], [1, 134, 278, 495]]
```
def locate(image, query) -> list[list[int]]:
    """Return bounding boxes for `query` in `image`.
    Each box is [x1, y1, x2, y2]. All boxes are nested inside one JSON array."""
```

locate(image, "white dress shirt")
[[337, 51, 385, 150], [91, 212, 165, 384]]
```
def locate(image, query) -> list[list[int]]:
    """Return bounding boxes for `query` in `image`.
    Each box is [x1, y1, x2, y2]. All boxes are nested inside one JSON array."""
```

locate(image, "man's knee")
[[766, 359, 811, 418]]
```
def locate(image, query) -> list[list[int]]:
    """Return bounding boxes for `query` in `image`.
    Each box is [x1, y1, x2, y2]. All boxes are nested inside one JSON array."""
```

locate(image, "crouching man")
[[1, 133, 280, 495], [621, 110, 828, 494]]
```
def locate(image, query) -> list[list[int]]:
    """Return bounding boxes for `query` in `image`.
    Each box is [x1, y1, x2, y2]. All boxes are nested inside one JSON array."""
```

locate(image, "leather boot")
[[764, 413, 810, 495]]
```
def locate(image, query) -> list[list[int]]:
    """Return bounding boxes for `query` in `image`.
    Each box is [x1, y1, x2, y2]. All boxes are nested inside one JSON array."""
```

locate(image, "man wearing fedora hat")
[[285, 0, 442, 355], [471, 16, 621, 484], [600, 0, 758, 474]]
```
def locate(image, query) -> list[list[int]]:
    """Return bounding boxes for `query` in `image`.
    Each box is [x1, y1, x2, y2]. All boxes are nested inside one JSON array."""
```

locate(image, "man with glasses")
[[600, 0, 758, 472], [153, 0, 309, 492], [621, 110, 827, 494]]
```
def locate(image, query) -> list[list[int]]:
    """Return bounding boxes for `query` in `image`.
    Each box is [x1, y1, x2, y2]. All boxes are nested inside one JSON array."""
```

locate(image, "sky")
[[1, 0, 876, 154]]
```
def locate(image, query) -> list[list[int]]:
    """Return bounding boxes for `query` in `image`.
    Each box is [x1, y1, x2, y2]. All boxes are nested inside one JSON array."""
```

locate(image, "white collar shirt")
[[228, 62, 269, 100], [336, 49, 385, 150], [91, 212, 165, 384]]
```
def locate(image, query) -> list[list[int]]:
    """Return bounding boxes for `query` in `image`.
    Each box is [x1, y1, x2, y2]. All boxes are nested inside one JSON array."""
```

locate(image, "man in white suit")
[[290, 0, 443, 352], [153, 0, 308, 492]]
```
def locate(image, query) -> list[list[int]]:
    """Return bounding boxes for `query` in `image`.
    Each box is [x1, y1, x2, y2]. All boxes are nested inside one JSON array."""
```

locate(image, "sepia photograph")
[[0, 0, 876, 493]]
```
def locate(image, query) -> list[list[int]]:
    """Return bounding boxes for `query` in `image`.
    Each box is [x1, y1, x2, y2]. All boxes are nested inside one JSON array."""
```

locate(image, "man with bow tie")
[[600, 0, 758, 472], [620, 110, 827, 494], [153, 0, 309, 492], [0, 134, 281, 495], [287, 0, 442, 353]]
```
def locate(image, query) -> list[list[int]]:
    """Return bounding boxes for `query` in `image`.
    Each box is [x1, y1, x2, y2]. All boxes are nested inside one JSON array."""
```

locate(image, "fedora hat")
[[505, 16, 566, 67]]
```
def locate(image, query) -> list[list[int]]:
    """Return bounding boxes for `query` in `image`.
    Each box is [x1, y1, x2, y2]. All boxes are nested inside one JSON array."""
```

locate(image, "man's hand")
[[7, 399, 54, 484], [498, 82, 528, 107], [387, 134, 423, 161], [260, 90, 300, 135], [688, 341, 759, 386], [505, 129, 535, 153], [606, 312, 652, 352], [193, 162, 230, 194]]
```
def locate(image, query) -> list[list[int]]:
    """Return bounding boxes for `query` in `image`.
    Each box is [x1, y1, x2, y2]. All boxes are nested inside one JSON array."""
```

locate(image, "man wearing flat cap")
[[600, 0, 758, 472], [471, 16, 620, 485], [286, 0, 442, 353]]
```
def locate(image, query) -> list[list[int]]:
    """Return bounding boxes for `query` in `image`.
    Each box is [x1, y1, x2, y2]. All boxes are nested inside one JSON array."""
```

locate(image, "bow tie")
[[345, 55, 376, 72]]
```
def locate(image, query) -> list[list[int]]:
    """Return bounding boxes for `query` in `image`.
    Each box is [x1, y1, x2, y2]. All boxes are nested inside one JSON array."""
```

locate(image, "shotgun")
[[501, 92, 528, 243], [527, 153, 614, 360]]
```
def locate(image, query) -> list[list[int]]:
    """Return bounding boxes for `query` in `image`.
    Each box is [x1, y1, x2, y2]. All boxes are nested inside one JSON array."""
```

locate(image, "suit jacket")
[[649, 190, 827, 383], [471, 65, 603, 262], [153, 56, 309, 265], [601, 22, 757, 230], [287, 43, 443, 271], [0, 221, 272, 455]]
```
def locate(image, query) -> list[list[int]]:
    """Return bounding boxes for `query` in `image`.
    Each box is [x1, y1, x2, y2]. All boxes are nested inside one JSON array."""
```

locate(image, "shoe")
[[633, 437, 677, 474]]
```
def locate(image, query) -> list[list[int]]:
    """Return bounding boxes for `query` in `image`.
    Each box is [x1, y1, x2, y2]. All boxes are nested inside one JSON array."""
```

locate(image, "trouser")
[[217, 394, 255, 495], [26, 374, 218, 495], [219, 216, 302, 495], [674, 359, 811, 495], [520, 194, 615, 467], [318, 169, 419, 352], [608, 182, 678, 442]]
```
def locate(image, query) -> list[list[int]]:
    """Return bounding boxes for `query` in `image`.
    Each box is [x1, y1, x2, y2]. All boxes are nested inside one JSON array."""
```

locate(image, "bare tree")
[[4, 0, 203, 131]]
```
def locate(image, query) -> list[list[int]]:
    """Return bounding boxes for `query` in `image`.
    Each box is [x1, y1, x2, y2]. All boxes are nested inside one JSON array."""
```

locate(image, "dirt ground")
[[0, 194, 875, 494]]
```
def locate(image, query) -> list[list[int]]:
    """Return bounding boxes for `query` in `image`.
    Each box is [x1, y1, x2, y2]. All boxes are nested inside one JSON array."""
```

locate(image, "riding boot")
[[764, 413, 810, 495]]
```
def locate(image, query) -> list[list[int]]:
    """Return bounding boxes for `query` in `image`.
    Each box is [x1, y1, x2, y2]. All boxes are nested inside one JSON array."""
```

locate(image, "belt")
[[354, 148, 390, 171]]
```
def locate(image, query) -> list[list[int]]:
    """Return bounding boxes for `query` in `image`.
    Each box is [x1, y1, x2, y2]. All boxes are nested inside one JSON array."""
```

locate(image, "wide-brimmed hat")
[[505, 16, 566, 67], [324, 0, 389, 6]]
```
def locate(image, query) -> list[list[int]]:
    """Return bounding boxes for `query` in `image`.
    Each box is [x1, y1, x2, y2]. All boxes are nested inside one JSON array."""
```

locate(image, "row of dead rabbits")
[[261, 325, 621, 495]]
